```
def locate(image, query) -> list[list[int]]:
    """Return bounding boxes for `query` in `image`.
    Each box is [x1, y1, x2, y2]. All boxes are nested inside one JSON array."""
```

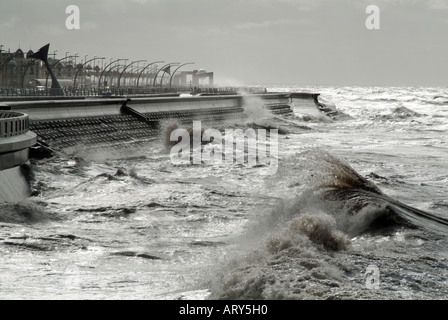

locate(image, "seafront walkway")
[[0, 86, 250, 98]]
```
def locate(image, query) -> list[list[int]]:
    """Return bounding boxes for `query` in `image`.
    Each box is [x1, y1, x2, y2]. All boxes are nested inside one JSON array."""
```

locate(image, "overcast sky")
[[1, 0, 447, 87]]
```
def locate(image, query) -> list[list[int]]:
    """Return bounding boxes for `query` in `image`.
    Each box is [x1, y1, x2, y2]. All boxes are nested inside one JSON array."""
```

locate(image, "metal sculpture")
[[30, 43, 64, 95]]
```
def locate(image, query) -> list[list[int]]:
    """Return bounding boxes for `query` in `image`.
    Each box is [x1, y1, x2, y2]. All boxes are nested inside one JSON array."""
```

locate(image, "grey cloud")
[[1, 0, 447, 86]]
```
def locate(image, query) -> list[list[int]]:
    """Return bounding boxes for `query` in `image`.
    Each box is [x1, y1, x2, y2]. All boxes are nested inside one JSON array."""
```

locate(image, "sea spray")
[[266, 213, 350, 253], [240, 93, 273, 122], [207, 209, 352, 300]]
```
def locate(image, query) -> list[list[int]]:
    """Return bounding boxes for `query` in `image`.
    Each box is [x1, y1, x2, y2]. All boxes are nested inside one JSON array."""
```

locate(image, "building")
[[0, 48, 45, 89]]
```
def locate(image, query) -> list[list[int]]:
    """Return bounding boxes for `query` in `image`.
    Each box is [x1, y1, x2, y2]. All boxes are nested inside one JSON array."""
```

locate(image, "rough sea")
[[1, 86, 447, 300]]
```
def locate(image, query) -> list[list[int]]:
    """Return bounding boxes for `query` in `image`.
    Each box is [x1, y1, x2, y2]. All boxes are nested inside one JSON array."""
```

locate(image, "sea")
[[0, 86, 447, 300]]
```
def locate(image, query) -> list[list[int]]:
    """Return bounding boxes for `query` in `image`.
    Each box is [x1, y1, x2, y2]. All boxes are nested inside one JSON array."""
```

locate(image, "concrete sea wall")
[[0, 166, 31, 203], [1, 93, 292, 151], [0, 92, 304, 202]]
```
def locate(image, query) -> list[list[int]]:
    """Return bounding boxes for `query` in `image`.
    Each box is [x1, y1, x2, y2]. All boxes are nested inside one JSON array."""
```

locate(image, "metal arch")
[[169, 62, 194, 88], [124, 64, 148, 87], [117, 60, 146, 88], [152, 62, 179, 87], [97, 58, 127, 91], [108, 60, 128, 87], [73, 57, 105, 89], [45, 54, 79, 88], [136, 61, 164, 88]]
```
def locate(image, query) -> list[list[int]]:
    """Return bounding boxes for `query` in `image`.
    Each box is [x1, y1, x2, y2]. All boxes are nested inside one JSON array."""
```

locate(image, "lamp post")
[[169, 62, 194, 88]]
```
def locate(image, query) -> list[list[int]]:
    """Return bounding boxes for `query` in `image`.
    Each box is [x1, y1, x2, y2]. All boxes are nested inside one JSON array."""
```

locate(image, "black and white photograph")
[[0, 0, 447, 306]]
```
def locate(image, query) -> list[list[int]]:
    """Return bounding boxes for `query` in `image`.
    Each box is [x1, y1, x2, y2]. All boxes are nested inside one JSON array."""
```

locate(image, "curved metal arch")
[[169, 62, 194, 88], [97, 58, 127, 91], [136, 61, 164, 88], [152, 62, 179, 87], [73, 57, 105, 88], [117, 60, 146, 88], [124, 64, 148, 87], [45, 54, 79, 87], [108, 60, 128, 87]]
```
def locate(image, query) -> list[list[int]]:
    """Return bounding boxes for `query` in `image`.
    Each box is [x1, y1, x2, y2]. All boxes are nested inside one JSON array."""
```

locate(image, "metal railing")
[[0, 86, 259, 97], [0, 111, 29, 138]]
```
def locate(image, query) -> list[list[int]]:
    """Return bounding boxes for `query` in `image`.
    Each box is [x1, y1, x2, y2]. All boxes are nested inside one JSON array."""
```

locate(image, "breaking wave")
[[208, 149, 448, 299], [273, 149, 448, 236]]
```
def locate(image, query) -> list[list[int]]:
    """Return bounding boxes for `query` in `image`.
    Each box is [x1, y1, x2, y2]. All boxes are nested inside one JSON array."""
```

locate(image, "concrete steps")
[[29, 106, 246, 150]]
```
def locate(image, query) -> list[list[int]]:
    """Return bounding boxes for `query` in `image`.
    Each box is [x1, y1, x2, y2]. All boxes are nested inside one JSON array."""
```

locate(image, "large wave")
[[276, 149, 448, 236], [208, 149, 448, 299]]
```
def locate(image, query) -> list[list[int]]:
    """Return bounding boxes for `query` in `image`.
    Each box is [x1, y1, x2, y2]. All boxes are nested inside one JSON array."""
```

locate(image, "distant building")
[[172, 69, 214, 88], [0, 48, 45, 88]]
